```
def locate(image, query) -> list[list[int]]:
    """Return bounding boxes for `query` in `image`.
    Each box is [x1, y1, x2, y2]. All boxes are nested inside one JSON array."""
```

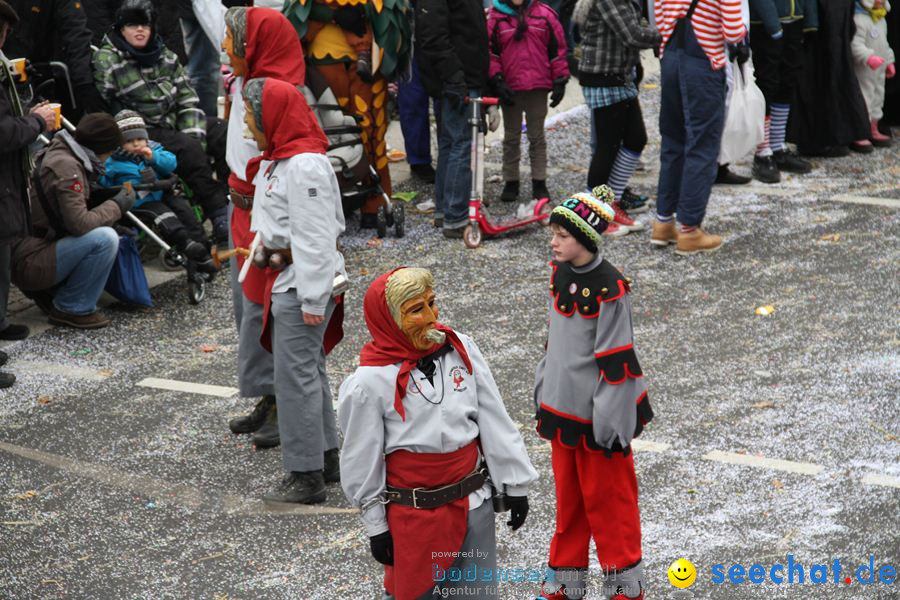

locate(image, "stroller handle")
[[105, 175, 178, 193]]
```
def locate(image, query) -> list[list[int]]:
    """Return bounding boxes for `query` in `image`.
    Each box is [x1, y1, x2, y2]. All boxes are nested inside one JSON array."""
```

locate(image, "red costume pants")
[[548, 439, 642, 573]]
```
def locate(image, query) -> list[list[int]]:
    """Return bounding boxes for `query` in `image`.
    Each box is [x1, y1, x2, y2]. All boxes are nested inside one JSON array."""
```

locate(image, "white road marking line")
[[860, 474, 900, 489], [15, 360, 111, 382], [827, 194, 900, 209], [631, 439, 672, 453], [0, 440, 354, 516], [137, 378, 237, 398], [702, 450, 824, 475]]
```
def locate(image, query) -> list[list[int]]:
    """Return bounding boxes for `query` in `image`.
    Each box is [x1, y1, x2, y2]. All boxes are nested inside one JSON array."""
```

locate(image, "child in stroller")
[[101, 110, 217, 273]]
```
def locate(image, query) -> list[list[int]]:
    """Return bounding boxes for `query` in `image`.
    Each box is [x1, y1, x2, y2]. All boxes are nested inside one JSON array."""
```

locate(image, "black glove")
[[490, 74, 515, 106], [333, 5, 367, 37], [369, 531, 394, 565], [549, 77, 567, 108], [728, 41, 750, 66], [443, 72, 468, 112], [112, 182, 136, 214], [505, 495, 529, 531]]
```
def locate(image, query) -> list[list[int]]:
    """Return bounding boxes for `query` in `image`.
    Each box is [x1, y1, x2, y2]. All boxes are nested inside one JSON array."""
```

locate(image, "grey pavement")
[[1, 64, 898, 600]]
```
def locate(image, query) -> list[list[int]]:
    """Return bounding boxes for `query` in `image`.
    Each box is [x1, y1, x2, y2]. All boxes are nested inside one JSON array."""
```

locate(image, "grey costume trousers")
[[382, 500, 498, 599], [271, 291, 339, 473]]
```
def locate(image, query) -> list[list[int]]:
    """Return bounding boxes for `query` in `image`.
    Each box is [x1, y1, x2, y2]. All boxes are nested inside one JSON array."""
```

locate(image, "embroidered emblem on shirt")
[[265, 176, 278, 197], [449, 366, 468, 392], [308, 188, 318, 197], [67, 180, 83, 193]]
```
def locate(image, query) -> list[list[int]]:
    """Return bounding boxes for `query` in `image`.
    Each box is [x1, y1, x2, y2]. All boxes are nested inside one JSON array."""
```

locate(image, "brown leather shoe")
[[675, 228, 723, 256], [48, 308, 111, 329], [650, 221, 677, 246]]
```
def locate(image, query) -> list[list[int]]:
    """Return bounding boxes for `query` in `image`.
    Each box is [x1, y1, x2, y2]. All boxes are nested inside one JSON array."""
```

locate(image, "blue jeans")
[[397, 59, 440, 166], [181, 17, 221, 118], [656, 26, 726, 227], [53, 227, 119, 315], [435, 90, 478, 230]]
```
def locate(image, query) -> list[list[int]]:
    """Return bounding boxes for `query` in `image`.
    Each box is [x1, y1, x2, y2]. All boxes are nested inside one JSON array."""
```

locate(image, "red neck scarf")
[[359, 269, 473, 421], [244, 78, 330, 183]]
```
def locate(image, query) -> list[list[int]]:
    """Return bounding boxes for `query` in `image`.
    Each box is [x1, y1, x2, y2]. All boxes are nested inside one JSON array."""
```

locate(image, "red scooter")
[[462, 97, 552, 249]]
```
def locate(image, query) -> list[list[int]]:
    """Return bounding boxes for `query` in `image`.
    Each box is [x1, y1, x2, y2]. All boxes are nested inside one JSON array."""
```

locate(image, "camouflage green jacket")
[[92, 33, 206, 140]]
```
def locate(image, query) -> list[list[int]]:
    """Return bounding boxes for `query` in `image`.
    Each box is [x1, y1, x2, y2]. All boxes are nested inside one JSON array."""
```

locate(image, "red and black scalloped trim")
[[595, 344, 644, 384], [536, 395, 655, 457], [549, 260, 630, 319]]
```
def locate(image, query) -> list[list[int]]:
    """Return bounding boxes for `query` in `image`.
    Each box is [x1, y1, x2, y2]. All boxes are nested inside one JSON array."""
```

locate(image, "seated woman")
[[91, 0, 230, 244], [12, 113, 135, 329]]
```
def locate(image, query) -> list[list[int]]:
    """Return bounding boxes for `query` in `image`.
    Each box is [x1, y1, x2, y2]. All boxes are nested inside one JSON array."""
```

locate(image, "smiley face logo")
[[668, 559, 697, 588]]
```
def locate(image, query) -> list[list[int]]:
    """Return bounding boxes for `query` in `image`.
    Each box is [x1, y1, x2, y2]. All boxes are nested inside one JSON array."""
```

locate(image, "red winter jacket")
[[487, 1, 570, 92]]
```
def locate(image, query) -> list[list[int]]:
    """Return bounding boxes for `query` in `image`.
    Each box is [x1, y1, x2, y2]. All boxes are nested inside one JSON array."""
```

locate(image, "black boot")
[[531, 179, 549, 200], [752, 155, 781, 183], [324, 448, 340, 483], [182, 239, 218, 274], [500, 180, 519, 202], [263, 470, 327, 505], [229, 395, 275, 434], [715, 164, 751, 185], [252, 404, 280, 448]]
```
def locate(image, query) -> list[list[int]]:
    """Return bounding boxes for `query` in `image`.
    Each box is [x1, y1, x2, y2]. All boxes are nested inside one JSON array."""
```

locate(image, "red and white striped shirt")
[[654, 0, 746, 70]]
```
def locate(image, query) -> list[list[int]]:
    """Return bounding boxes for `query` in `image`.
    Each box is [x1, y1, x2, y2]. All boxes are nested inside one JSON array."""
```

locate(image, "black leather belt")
[[386, 468, 487, 509], [230, 190, 253, 210]]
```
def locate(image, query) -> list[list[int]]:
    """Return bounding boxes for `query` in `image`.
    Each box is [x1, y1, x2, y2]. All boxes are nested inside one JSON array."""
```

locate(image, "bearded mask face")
[[385, 268, 446, 351]]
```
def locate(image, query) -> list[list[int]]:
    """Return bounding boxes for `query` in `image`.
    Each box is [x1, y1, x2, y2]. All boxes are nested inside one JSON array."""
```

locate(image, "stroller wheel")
[[160, 249, 184, 271], [463, 223, 482, 249], [376, 205, 388, 238], [392, 201, 405, 238], [188, 279, 206, 304]]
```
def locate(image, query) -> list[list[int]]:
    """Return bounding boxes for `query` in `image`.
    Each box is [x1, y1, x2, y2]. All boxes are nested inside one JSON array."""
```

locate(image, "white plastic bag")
[[192, 0, 227, 49], [718, 58, 766, 164]]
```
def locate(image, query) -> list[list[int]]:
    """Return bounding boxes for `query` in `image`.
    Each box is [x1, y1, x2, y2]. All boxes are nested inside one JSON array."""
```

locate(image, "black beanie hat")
[[75, 113, 124, 155], [0, 0, 19, 27], [115, 0, 156, 32]]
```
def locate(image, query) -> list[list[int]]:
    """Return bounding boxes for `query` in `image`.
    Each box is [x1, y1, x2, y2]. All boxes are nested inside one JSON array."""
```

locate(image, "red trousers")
[[548, 439, 643, 572]]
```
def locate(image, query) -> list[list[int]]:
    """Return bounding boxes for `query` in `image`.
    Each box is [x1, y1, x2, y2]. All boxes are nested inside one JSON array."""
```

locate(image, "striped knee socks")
[[608, 147, 642, 200], [769, 103, 790, 153]]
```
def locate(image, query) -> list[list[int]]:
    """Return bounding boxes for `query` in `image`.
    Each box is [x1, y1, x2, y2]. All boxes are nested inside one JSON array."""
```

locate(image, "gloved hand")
[[490, 74, 515, 106], [887, 63, 896, 79], [443, 72, 468, 112], [728, 41, 750, 66], [867, 55, 886, 70], [486, 105, 500, 132], [505, 495, 529, 531], [112, 182, 136, 215], [369, 531, 394, 565], [549, 77, 567, 108]]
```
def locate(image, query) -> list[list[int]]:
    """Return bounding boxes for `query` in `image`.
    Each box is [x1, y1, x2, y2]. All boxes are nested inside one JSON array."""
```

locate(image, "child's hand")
[[867, 55, 885, 70], [887, 63, 896, 79], [140, 146, 154, 161]]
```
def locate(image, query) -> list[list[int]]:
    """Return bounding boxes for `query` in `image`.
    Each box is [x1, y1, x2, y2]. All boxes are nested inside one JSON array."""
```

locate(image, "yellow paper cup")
[[11, 58, 27, 82], [48, 103, 62, 130]]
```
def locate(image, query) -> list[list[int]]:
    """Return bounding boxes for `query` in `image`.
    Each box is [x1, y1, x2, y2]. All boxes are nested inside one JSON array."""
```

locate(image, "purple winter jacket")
[[487, 1, 570, 92]]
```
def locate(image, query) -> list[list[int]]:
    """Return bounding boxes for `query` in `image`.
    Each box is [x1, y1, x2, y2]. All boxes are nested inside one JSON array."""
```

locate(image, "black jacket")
[[414, 0, 489, 97], [0, 78, 45, 244]]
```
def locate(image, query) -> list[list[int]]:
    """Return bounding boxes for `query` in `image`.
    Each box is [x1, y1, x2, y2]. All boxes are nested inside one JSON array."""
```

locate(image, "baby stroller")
[[302, 65, 405, 238]]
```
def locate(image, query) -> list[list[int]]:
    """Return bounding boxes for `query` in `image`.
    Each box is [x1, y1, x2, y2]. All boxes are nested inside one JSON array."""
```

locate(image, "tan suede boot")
[[675, 228, 723, 256], [650, 221, 677, 246]]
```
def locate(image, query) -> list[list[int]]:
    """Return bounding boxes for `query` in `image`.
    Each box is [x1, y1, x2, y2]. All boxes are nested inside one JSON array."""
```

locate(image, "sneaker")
[[0, 371, 14, 389], [619, 188, 650, 214], [442, 226, 465, 239], [611, 201, 644, 232], [650, 221, 677, 246], [675, 228, 723, 256], [410, 163, 436, 183], [252, 404, 280, 448], [229, 395, 275, 434], [752, 155, 781, 183], [263, 470, 327, 505], [48, 308, 110, 329], [501, 180, 519, 203], [531, 179, 549, 200], [324, 448, 340, 483], [870, 119, 892, 147], [603, 221, 628, 237], [0, 323, 29, 340], [535, 581, 568, 600], [715, 165, 752, 185], [773, 149, 812, 174], [415, 198, 436, 213]]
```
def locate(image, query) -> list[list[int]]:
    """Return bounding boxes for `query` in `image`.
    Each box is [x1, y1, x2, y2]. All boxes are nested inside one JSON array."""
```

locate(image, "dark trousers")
[[0, 244, 10, 331], [657, 25, 726, 227], [397, 58, 440, 166], [750, 20, 805, 112], [147, 124, 228, 220], [130, 194, 207, 249], [588, 97, 647, 188]]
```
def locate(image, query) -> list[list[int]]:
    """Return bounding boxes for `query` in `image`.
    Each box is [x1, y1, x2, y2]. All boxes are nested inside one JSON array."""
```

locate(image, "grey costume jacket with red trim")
[[534, 254, 653, 454]]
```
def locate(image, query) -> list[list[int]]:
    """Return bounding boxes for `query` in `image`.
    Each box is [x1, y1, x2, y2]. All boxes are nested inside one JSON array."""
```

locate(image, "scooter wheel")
[[393, 201, 405, 238], [188, 279, 206, 304], [463, 223, 482, 249], [376, 205, 388, 238], [160, 248, 183, 271]]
